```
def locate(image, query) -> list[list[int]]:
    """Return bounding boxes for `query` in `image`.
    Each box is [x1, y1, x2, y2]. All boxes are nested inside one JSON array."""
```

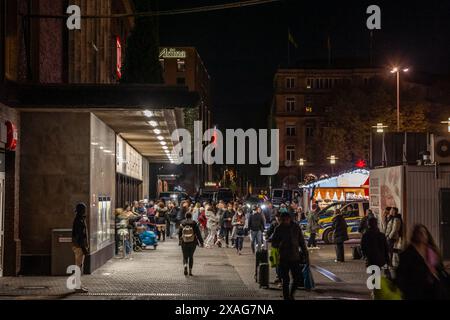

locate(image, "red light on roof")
[[355, 159, 367, 168]]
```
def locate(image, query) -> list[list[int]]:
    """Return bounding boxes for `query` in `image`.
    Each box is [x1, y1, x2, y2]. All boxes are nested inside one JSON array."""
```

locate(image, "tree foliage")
[[315, 79, 433, 169]]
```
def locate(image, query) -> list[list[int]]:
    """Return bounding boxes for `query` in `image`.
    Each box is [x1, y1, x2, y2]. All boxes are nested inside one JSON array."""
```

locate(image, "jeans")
[[170, 222, 177, 238], [235, 236, 243, 252], [307, 233, 317, 247], [279, 262, 303, 300], [335, 242, 345, 262], [181, 243, 197, 270], [251, 230, 263, 253]]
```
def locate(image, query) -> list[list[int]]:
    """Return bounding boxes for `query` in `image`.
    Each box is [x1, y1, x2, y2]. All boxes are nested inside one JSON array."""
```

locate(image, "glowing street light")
[[327, 155, 339, 175], [297, 158, 306, 183], [390, 66, 410, 132], [372, 123, 389, 167]]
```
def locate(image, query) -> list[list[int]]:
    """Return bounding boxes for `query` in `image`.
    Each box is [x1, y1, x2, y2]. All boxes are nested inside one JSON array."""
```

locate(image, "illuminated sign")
[[159, 48, 187, 59], [116, 36, 122, 79]]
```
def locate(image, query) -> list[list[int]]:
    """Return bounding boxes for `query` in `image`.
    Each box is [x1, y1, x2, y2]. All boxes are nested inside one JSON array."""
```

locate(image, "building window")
[[305, 106, 313, 113], [306, 78, 313, 89], [286, 126, 296, 136], [286, 77, 295, 89], [286, 97, 296, 112], [286, 145, 296, 161], [306, 127, 315, 138], [176, 77, 186, 85], [159, 59, 165, 72], [177, 59, 186, 72], [324, 106, 333, 113]]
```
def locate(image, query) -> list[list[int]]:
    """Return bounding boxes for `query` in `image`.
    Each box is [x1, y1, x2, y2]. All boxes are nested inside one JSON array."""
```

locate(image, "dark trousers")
[[335, 242, 345, 262], [182, 243, 197, 270], [307, 233, 317, 247], [223, 227, 232, 246], [235, 236, 243, 252], [279, 261, 303, 300]]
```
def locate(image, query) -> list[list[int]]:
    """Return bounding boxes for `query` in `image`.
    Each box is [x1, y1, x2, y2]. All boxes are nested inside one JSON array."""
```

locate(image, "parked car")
[[300, 200, 370, 244]]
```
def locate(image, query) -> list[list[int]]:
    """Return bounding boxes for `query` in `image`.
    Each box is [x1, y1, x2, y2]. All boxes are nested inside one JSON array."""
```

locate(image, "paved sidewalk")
[[0, 238, 371, 300]]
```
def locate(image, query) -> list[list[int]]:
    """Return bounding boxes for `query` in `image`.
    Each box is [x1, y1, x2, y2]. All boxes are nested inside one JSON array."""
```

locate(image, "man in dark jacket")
[[248, 206, 266, 254], [332, 209, 348, 262], [361, 218, 389, 267], [72, 203, 89, 293], [272, 211, 309, 300], [179, 212, 204, 276]]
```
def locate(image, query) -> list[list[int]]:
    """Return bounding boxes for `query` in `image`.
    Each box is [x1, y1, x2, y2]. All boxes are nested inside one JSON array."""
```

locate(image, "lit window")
[[286, 146, 296, 161], [306, 78, 313, 89], [305, 106, 313, 113], [286, 97, 296, 112], [286, 126, 296, 136], [177, 59, 186, 72]]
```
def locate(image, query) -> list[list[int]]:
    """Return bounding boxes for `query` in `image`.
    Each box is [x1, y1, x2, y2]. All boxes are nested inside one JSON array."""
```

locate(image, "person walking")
[[332, 209, 348, 262], [232, 209, 246, 255], [271, 211, 309, 300], [385, 207, 403, 265], [167, 201, 179, 239], [361, 217, 390, 268], [72, 203, 89, 293], [155, 202, 168, 241], [306, 204, 320, 249], [396, 224, 450, 300], [179, 212, 204, 276], [205, 205, 219, 248], [248, 206, 266, 254], [222, 204, 234, 248]]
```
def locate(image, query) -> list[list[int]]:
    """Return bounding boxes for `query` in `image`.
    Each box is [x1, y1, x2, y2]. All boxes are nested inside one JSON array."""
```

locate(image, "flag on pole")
[[288, 29, 298, 48]]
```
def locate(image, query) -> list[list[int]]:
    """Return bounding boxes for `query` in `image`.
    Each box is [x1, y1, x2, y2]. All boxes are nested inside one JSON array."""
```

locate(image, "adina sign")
[[159, 48, 187, 59]]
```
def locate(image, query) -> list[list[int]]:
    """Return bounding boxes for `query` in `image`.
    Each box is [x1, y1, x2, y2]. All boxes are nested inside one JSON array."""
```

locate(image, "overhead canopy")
[[4, 82, 200, 164], [303, 169, 370, 188]]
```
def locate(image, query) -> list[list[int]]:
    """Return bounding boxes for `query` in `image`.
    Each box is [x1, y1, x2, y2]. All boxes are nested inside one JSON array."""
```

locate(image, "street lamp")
[[372, 123, 388, 167], [441, 117, 450, 133], [297, 158, 306, 184], [391, 66, 410, 132], [327, 155, 338, 175]]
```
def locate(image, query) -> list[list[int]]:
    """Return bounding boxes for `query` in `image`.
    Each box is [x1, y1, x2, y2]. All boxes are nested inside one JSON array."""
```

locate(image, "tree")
[[317, 79, 433, 170], [121, 0, 163, 83]]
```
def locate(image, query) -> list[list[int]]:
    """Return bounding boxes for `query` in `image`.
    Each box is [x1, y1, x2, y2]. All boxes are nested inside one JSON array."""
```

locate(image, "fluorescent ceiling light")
[[157, 136, 164, 141], [153, 129, 161, 135], [148, 120, 158, 127], [143, 110, 153, 118], [160, 141, 167, 146]]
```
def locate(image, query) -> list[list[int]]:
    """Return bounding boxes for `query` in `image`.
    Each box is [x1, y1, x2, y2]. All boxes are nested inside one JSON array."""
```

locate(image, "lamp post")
[[372, 123, 388, 167], [297, 158, 306, 184], [441, 117, 450, 133], [391, 67, 409, 132], [327, 155, 338, 176]]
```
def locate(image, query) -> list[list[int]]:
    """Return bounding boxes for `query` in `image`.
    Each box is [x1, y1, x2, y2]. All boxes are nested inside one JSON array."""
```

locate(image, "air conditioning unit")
[[431, 135, 450, 164]]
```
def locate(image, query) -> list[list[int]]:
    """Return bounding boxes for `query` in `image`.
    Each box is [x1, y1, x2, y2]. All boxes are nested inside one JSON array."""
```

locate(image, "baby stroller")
[[139, 230, 158, 250]]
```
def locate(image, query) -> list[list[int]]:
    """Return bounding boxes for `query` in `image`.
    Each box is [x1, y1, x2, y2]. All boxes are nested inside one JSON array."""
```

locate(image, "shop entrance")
[[0, 172, 5, 277], [441, 189, 450, 260]]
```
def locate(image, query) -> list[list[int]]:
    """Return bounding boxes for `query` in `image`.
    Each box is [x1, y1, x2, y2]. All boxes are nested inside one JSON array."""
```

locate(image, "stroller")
[[139, 230, 158, 249]]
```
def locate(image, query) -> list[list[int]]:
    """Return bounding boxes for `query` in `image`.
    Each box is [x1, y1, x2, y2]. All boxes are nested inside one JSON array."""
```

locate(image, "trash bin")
[[51, 229, 74, 276]]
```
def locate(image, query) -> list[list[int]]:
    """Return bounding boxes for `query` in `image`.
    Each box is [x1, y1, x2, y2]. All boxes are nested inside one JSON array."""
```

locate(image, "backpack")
[[182, 224, 195, 243]]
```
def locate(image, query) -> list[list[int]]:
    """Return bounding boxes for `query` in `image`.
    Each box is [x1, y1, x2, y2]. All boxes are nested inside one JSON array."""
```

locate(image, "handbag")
[[303, 264, 315, 290]]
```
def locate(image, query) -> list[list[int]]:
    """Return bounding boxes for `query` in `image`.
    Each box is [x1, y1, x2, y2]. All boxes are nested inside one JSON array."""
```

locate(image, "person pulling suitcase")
[[271, 211, 309, 300]]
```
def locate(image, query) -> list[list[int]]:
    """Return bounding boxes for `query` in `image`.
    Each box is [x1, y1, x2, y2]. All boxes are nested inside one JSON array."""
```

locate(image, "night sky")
[[158, 0, 450, 130]]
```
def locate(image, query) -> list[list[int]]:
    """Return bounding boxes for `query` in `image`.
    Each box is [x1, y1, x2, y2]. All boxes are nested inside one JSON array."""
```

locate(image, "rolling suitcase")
[[258, 263, 270, 288]]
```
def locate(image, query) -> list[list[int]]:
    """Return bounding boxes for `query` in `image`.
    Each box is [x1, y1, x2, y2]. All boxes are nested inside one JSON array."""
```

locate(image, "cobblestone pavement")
[[0, 238, 371, 300]]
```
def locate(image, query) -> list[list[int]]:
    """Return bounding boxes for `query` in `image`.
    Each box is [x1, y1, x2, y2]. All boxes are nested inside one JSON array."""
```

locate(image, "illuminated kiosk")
[[302, 169, 370, 211]]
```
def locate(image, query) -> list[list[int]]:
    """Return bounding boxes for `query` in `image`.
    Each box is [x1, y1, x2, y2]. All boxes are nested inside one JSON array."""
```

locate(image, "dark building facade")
[[271, 66, 383, 189]]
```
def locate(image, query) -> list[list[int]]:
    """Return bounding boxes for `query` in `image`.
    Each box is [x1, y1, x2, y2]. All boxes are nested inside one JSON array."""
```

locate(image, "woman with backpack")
[[178, 212, 204, 276]]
